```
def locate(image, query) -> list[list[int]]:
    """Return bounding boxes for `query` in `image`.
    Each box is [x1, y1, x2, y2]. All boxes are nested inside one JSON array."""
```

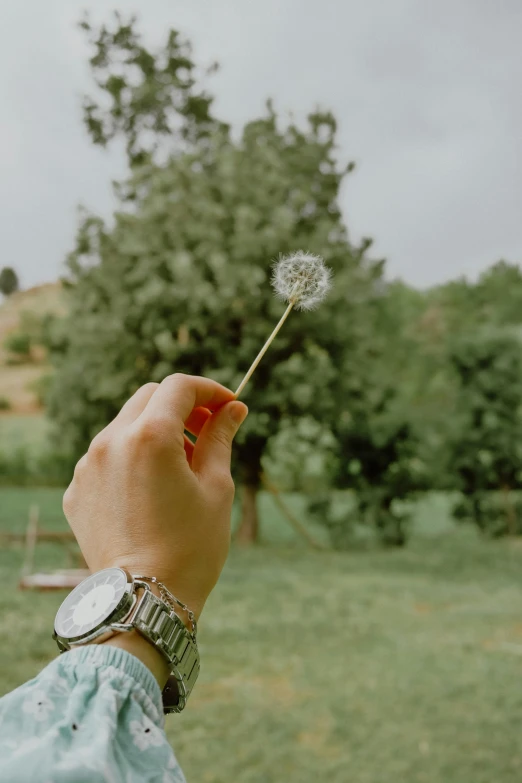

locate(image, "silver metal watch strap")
[[131, 586, 200, 713]]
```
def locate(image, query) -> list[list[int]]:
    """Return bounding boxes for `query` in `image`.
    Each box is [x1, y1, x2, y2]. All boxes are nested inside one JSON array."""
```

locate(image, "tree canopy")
[[42, 13, 522, 546], [0, 267, 19, 296], [46, 15, 386, 541]]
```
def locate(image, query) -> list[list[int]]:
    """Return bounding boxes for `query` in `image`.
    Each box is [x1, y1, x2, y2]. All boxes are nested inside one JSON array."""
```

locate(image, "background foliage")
[[0, 267, 19, 296], [2, 15, 522, 548], [1, 11, 522, 783]]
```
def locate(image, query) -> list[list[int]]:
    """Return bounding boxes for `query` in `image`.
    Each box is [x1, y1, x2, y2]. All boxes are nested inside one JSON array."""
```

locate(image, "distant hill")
[[0, 283, 63, 413]]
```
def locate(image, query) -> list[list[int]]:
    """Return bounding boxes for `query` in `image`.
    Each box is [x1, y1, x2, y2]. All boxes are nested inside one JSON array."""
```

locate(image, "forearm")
[[0, 645, 185, 782]]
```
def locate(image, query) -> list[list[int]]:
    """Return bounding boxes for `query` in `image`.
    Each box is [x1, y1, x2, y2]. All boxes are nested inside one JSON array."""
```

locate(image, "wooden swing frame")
[[0, 505, 90, 591]]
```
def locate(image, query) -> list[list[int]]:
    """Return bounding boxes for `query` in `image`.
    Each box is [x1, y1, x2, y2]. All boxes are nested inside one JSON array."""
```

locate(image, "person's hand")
[[63, 374, 248, 620]]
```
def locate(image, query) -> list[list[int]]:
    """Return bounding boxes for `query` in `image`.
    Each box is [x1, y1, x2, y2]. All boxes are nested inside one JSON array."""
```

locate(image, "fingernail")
[[228, 402, 248, 426]]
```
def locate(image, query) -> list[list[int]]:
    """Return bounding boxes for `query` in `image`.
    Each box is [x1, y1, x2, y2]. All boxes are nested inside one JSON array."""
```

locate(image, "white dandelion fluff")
[[234, 250, 332, 397], [272, 252, 332, 311]]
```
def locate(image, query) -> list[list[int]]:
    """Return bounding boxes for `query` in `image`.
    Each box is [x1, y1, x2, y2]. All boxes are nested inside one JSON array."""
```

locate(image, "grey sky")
[[1, 0, 521, 290]]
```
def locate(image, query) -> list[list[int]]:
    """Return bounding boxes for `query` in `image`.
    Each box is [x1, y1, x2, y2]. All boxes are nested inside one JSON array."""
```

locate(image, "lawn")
[[0, 413, 50, 453], [1, 487, 522, 782]]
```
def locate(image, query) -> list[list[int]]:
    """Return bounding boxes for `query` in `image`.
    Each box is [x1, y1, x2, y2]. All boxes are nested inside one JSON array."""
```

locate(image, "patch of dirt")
[[0, 365, 49, 413], [192, 673, 311, 709]]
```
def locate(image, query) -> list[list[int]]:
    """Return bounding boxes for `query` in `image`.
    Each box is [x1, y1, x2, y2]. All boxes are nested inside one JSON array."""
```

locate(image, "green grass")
[[1, 488, 522, 782], [0, 414, 50, 453]]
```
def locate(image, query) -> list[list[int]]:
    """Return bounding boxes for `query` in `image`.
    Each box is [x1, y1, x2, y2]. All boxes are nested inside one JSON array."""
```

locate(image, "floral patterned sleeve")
[[0, 645, 186, 783]]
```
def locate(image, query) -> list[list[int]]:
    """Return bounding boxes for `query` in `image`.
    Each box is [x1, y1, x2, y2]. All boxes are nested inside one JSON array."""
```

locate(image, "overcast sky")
[[1, 0, 521, 290]]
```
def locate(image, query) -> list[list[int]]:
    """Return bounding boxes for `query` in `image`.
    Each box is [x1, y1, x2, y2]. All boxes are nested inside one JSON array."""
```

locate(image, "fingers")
[[139, 374, 235, 432], [192, 401, 248, 485], [112, 383, 160, 427], [183, 434, 195, 466], [185, 406, 212, 437]]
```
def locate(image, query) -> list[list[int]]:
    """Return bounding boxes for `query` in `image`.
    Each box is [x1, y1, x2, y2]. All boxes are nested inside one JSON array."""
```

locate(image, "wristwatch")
[[52, 567, 200, 714]]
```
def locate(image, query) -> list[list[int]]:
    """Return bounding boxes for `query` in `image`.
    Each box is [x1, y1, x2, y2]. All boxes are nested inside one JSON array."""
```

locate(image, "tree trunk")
[[502, 484, 517, 536], [236, 484, 260, 545]]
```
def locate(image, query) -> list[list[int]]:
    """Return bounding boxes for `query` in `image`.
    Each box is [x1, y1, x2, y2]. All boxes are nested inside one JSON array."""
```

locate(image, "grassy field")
[[0, 413, 51, 453], [1, 488, 522, 783]]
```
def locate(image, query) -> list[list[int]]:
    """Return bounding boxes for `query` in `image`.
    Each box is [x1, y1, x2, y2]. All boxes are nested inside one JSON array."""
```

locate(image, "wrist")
[[99, 629, 171, 689], [96, 569, 199, 691], [105, 560, 205, 622], [99, 580, 173, 689]]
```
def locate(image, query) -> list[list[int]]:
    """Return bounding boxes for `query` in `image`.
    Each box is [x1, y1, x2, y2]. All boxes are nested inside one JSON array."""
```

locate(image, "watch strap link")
[[132, 586, 200, 713]]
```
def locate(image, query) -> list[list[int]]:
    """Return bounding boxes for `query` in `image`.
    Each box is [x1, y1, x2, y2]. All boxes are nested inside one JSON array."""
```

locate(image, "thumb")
[[193, 401, 248, 482]]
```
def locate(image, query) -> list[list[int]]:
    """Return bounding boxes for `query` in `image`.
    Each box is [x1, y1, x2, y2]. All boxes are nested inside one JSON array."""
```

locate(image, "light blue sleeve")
[[0, 645, 186, 783]]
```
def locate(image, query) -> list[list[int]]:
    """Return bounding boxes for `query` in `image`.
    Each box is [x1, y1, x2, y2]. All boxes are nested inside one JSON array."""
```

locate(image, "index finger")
[[138, 373, 235, 429]]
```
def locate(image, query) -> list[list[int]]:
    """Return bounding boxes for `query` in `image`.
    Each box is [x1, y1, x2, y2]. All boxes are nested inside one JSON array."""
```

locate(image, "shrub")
[[31, 373, 53, 408], [448, 329, 522, 536], [0, 396, 11, 411], [4, 331, 32, 363], [318, 386, 429, 548], [453, 493, 522, 538], [0, 448, 34, 486], [307, 492, 359, 550], [0, 447, 72, 487]]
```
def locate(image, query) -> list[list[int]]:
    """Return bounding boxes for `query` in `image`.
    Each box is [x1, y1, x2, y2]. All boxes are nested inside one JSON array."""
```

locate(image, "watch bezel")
[[53, 567, 136, 647]]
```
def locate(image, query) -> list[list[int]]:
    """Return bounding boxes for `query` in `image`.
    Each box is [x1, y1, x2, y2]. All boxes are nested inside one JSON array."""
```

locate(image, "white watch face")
[[55, 568, 129, 640]]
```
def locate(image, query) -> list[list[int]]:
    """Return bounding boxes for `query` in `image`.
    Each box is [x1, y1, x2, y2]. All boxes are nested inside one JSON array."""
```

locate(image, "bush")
[[31, 373, 53, 408], [357, 492, 412, 547], [448, 330, 522, 536], [4, 331, 32, 363], [0, 448, 34, 486], [0, 396, 11, 411], [263, 417, 338, 493], [0, 447, 72, 487], [307, 492, 359, 550], [317, 383, 429, 548], [453, 492, 522, 537], [307, 489, 413, 549]]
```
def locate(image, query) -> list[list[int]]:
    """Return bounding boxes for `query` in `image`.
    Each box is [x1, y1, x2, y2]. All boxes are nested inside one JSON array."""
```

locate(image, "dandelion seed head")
[[271, 252, 332, 311]]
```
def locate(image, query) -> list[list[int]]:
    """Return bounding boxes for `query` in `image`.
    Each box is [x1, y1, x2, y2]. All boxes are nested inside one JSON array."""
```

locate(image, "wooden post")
[[20, 504, 40, 582], [262, 473, 325, 550], [236, 485, 260, 545]]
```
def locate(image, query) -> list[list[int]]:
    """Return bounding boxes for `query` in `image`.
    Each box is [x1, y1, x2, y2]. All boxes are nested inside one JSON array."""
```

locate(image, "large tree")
[[78, 12, 225, 167], [47, 16, 383, 541]]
